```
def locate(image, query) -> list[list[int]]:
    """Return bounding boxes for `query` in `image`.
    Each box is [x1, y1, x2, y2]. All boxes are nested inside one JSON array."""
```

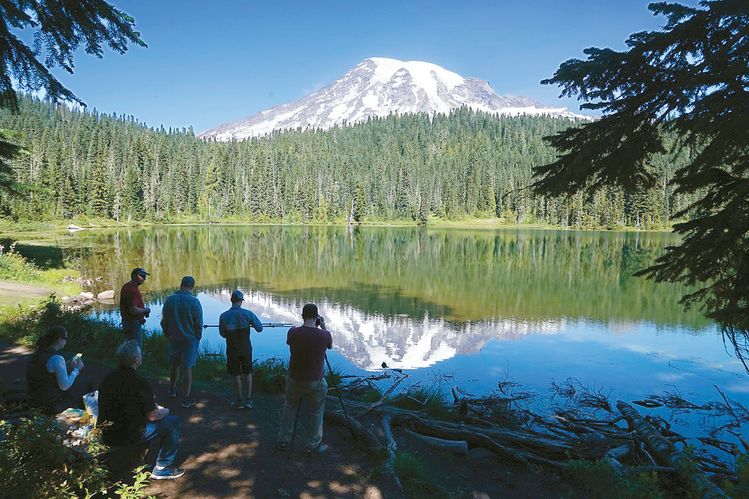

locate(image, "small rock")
[[80, 291, 94, 300], [67, 224, 84, 232], [97, 290, 115, 300]]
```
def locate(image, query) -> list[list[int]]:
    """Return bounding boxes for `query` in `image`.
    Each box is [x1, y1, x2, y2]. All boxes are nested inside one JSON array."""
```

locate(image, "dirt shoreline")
[[1, 341, 566, 498]]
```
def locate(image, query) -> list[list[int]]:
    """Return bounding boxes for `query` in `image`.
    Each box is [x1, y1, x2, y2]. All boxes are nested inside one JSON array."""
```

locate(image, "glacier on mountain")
[[199, 57, 589, 141]]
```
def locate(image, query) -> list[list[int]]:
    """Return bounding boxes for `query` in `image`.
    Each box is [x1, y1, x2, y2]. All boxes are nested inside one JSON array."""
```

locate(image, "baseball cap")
[[131, 267, 149, 278], [230, 290, 244, 302], [181, 275, 195, 287]]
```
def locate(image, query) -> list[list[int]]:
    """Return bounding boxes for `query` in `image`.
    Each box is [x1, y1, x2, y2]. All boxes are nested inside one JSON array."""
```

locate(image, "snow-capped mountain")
[[199, 57, 589, 140]]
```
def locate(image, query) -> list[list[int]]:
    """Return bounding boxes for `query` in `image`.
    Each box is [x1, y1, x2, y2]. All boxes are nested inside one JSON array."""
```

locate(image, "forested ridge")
[[0, 96, 697, 227]]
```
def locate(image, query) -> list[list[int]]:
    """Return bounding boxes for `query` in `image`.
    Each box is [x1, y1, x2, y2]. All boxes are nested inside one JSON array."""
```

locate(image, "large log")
[[388, 413, 575, 469], [324, 408, 385, 458], [616, 401, 726, 498]]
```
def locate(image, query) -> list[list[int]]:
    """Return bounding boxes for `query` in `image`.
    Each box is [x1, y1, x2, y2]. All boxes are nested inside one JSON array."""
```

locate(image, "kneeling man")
[[98, 341, 185, 480]]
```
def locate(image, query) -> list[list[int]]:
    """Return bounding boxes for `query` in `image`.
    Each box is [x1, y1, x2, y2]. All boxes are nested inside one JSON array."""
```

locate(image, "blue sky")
[[51, 0, 671, 133]]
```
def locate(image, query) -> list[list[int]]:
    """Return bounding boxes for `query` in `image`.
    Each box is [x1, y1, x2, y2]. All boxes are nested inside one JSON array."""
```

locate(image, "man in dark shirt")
[[219, 290, 263, 409], [98, 340, 184, 480], [277, 303, 332, 454], [119, 268, 151, 350]]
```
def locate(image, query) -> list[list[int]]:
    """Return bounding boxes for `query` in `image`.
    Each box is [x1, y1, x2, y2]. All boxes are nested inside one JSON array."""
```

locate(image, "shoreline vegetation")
[[0, 250, 746, 497], [0, 216, 676, 237]]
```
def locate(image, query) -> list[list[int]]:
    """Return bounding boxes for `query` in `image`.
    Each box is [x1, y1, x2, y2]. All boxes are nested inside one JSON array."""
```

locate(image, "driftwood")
[[358, 374, 408, 418], [324, 409, 385, 457], [381, 415, 405, 495], [388, 412, 577, 469], [323, 377, 743, 496], [403, 429, 468, 455], [617, 401, 726, 498]]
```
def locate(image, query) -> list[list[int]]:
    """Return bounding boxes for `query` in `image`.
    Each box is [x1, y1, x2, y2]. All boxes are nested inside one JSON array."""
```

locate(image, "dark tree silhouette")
[[533, 1, 749, 363]]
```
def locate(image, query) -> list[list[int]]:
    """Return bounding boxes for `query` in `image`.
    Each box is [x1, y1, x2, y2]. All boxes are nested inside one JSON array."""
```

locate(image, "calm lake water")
[[50, 225, 747, 408]]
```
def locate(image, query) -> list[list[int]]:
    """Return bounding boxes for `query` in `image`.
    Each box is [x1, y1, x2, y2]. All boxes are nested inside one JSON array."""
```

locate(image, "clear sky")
[[50, 0, 675, 133]]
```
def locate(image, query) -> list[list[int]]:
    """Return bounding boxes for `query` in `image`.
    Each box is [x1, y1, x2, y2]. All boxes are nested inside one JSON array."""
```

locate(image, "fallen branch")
[[403, 429, 468, 455], [617, 401, 726, 498]]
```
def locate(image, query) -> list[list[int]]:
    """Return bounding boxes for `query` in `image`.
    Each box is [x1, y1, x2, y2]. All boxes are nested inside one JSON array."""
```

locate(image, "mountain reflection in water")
[[69, 225, 745, 402]]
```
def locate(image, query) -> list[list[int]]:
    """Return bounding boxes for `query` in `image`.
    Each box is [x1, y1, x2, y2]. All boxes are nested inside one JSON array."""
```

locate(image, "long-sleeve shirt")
[[161, 290, 203, 342], [46, 354, 79, 390], [219, 304, 263, 354]]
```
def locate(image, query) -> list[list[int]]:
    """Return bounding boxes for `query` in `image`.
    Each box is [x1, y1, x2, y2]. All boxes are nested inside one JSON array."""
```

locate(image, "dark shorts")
[[227, 347, 253, 376]]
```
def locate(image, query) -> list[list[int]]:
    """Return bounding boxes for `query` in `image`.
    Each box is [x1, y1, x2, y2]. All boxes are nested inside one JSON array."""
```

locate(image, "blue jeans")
[[122, 318, 143, 350], [143, 415, 181, 468]]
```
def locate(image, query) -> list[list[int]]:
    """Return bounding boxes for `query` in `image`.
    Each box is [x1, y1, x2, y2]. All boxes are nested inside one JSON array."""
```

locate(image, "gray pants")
[[278, 376, 328, 450], [122, 317, 143, 350]]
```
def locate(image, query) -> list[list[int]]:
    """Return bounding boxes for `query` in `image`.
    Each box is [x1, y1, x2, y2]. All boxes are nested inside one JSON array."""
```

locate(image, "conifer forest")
[[1, 96, 697, 228]]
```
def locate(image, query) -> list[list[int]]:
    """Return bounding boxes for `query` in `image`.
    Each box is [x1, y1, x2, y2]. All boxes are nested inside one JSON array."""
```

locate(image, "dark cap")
[[131, 267, 149, 278], [181, 275, 195, 288], [302, 303, 318, 319], [230, 290, 244, 302]]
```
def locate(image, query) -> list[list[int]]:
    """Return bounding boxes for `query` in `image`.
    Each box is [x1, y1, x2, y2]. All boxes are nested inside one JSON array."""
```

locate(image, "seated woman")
[[26, 325, 86, 414]]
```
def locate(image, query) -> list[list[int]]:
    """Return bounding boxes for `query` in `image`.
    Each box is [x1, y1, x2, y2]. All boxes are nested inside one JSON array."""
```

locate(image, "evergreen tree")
[[532, 1, 749, 359], [0, 0, 145, 195]]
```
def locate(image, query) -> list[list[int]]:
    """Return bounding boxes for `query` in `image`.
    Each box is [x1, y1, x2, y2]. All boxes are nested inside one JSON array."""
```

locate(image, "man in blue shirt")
[[219, 290, 263, 409], [161, 276, 203, 408]]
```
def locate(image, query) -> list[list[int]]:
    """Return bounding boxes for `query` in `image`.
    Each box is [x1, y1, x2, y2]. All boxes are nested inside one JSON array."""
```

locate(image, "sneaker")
[[230, 399, 244, 409], [168, 387, 178, 398], [275, 440, 288, 451], [151, 466, 186, 480], [181, 397, 196, 408], [243, 398, 254, 409], [305, 443, 328, 456]]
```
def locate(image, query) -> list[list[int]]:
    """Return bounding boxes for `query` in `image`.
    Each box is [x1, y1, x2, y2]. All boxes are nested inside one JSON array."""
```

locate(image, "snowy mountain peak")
[[199, 57, 589, 141]]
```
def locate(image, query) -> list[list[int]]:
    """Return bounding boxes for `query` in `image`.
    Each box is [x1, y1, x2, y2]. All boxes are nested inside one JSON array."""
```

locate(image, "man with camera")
[[276, 303, 332, 455]]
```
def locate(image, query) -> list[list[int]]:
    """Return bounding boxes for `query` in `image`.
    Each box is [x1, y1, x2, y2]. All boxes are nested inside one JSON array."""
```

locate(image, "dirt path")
[[0, 279, 51, 299], [1, 342, 567, 498]]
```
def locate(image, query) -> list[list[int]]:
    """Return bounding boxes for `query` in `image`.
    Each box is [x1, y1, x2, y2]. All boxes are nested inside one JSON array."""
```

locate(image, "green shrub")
[[0, 415, 109, 498], [252, 358, 289, 393], [726, 453, 749, 498], [0, 242, 40, 281], [0, 415, 155, 498]]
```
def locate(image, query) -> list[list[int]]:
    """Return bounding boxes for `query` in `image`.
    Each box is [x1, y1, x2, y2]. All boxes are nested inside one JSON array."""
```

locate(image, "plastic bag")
[[82, 390, 99, 425]]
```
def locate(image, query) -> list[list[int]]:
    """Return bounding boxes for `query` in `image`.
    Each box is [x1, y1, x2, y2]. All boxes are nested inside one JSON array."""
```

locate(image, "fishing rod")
[[202, 323, 293, 329]]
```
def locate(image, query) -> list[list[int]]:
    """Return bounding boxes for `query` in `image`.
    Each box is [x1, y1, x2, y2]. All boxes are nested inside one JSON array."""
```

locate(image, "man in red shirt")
[[119, 267, 151, 350], [276, 303, 332, 454]]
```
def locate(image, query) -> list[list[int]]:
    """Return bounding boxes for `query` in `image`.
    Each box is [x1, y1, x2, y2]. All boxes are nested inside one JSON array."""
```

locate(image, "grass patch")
[[395, 451, 450, 499], [566, 460, 664, 499], [392, 384, 451, 418]]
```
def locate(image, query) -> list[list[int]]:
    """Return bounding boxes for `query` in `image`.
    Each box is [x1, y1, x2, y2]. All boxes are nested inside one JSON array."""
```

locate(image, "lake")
[[50, 224, 747, 408]]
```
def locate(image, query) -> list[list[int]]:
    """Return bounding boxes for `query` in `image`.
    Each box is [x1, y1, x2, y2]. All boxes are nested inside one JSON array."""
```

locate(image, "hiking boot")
[[168, 386, 178, 398], [275, 440, 289, 451], [151, 466, 185, 480], [181, 397, 196, 408], [230, 398, 244, 409], [243, 398, 254, 409], [305, 443, 328, 456]]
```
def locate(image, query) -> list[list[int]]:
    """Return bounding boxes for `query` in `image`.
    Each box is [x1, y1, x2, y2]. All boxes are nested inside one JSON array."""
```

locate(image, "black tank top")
[[26, 348, 63, 413]]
